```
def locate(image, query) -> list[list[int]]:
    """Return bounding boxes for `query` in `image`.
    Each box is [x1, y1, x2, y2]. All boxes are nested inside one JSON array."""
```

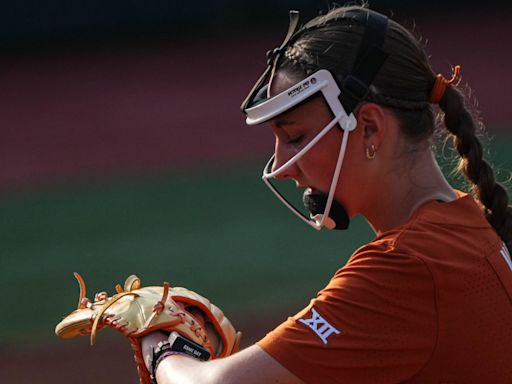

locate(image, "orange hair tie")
[[430, 65, 461, 104]]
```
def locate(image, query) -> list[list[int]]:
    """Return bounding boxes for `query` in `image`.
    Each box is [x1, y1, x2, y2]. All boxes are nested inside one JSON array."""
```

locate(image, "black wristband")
[[149, 332, 211, 384], [150, 349, 187, 384]]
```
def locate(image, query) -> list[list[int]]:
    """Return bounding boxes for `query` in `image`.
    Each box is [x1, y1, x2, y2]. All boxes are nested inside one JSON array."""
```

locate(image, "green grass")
[[1, 131, 511, 345], [0, 164, 373, 344]]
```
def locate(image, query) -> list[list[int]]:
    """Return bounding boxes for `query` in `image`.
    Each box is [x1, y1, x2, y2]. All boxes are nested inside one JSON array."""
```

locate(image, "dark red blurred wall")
[[1, 12, 510, 189]]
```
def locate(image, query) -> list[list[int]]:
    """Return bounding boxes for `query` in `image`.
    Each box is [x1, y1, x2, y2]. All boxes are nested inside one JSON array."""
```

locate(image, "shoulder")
[[258, 238, 438, 383], [324, 238, 435, 312], [336, 230, 433, 283], [355, 194, 501, 267]]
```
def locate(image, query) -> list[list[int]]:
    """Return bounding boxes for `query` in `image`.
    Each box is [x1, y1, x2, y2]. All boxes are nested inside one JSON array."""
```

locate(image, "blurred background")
[[1, 1, 511, 382]]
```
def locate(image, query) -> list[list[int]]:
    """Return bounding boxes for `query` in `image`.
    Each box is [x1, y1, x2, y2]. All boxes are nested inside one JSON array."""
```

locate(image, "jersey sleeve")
[[257, 244, 438, 384]]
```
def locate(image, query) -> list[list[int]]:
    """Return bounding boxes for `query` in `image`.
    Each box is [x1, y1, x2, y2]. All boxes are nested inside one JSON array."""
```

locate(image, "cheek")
[[299, 130, 345, 187], [335, 135, 369, 211]]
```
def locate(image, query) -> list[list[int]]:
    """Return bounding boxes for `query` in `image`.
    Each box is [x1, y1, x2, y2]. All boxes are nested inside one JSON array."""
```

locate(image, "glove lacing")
[[72, 272, 172, 346]]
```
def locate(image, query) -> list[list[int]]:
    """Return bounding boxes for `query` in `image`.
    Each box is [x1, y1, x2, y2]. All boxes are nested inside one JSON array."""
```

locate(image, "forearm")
[[155, 355, 217, 384], [154, 345, 304, 384], [155, 349, 248, 384]]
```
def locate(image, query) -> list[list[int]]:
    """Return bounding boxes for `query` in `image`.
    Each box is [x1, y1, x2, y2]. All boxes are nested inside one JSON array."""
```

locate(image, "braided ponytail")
[[272, 4, 512, 250], [439, 87, 512, 251]]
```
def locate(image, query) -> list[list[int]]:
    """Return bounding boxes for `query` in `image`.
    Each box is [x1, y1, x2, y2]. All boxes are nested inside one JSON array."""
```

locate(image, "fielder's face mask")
[[241, 10, 388, 231]]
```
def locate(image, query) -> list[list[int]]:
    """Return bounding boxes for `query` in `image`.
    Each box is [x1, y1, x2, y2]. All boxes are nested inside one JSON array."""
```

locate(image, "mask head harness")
[[241, 9, 389, 230]]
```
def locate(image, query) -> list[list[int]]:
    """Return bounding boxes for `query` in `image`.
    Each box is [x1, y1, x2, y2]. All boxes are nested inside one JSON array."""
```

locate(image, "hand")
[[141, 331, 169, 370]]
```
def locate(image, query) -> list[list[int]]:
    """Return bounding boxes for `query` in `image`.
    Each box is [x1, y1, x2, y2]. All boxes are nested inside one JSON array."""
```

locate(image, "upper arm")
[[255, 250, 438, 383], [156, 344, 306, 384]]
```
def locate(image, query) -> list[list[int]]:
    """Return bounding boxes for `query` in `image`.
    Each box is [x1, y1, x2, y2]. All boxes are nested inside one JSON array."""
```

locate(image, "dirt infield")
[[1, 12, 511, 384]]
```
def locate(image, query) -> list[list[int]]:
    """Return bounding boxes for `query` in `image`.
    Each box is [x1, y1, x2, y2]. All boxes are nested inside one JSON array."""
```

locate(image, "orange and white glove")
[[55, 273, 242, 384]]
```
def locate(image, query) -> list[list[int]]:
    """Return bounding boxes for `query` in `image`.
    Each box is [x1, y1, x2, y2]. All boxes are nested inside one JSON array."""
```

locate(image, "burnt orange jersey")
[[258, 193, 512, 383]]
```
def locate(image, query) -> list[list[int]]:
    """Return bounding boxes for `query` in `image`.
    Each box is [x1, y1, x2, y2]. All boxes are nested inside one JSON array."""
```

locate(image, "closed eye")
[[287, 135, 304, 145]]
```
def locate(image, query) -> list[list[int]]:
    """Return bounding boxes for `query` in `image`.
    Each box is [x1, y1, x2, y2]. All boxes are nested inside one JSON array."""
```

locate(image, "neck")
[[362, 150, 456, 235]]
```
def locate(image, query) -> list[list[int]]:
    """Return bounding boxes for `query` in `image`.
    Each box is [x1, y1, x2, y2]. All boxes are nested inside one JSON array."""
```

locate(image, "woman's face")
[[268, 71, 368, 217]]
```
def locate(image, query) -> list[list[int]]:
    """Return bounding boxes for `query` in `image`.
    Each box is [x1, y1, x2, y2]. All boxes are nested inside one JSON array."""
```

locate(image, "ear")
[[355, 103, 387, 148]]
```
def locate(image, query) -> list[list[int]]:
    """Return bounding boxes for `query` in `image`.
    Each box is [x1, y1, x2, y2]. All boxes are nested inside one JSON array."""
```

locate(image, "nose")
[[271, 139, 299, 180]]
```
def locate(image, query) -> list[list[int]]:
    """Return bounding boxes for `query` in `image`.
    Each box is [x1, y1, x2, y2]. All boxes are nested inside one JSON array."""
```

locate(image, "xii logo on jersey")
[[299, 307, 341, 345]]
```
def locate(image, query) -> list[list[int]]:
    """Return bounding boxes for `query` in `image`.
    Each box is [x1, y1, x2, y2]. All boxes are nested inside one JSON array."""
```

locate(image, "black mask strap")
[[240, 10, 301, 112], [339, 10, 389, 114]]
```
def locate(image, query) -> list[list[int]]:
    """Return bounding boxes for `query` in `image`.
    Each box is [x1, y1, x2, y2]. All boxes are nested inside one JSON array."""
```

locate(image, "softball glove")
[[55, 273, 241, 384]]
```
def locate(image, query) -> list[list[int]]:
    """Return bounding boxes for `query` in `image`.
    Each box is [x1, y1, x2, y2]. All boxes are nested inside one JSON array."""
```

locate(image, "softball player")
[[142, 5, 512, 383]]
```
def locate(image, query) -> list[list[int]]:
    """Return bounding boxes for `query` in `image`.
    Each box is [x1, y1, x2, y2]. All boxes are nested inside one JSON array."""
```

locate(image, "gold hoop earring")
[[366, 145, 376, 160]]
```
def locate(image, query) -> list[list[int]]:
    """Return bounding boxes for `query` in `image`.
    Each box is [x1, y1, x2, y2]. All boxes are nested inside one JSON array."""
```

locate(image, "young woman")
[[142, 5, 512, 383]]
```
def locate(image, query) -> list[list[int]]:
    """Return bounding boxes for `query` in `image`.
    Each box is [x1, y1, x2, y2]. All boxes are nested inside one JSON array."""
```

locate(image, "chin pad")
[[303, 190, 350, 230]]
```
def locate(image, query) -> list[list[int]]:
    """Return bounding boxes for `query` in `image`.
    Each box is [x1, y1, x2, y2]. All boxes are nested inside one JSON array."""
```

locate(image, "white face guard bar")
[[245, 69, 357, 230]]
